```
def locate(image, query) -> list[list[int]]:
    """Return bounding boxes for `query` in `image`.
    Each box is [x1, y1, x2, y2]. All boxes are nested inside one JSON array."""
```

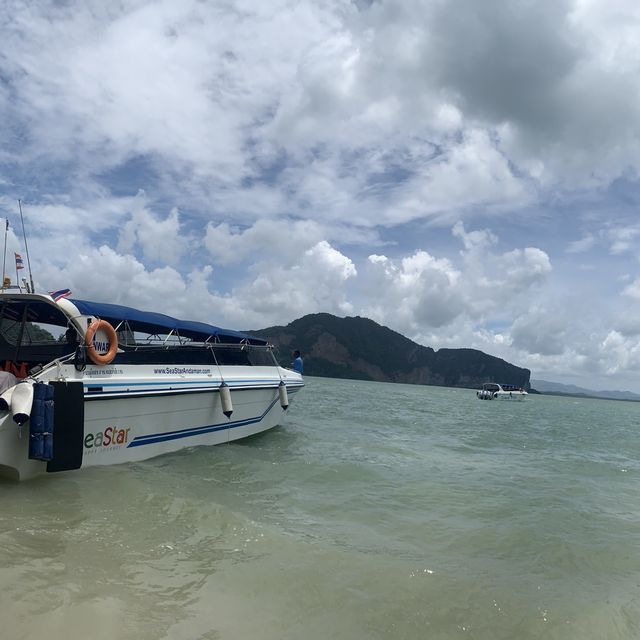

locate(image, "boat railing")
[[124, 339, 272, 351], [119, 340, 276, 365]]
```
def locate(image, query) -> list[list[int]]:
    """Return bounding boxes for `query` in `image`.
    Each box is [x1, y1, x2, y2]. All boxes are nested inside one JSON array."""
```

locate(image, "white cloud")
[[452, 221, 497, 252], [117, 195, 185, 265], [612, 309, 640, 337], [599, 330, 640, 375], [510, 309, 569, 356], [203, 217, 383, 267], [43, 245, 185, 307], [222, 240, 357, 327], [453, 226, 552, 320], [4, 0, 640, 391], [607, 225, 640, 255], [204, 219, 327, 267], [566, 234, 596, 253], [622, 277, 640, 300], [360, 225, 552, 341], [362, 250, 463, 329], [3, 0, 640, 200]]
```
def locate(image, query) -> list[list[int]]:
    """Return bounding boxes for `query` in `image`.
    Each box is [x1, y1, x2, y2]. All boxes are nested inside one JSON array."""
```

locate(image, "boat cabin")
[[0, 293, 274, 378]]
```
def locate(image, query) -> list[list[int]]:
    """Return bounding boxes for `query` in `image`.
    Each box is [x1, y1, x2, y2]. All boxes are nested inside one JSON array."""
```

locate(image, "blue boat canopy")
[[70, 299, 267, 345]]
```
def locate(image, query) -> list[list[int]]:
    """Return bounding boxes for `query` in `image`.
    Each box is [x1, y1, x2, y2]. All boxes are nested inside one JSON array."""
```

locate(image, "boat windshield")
[[0, 298, 73, 377]]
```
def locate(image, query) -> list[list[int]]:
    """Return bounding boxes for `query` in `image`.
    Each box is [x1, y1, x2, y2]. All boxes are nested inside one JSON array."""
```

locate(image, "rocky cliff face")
[[250, 313, 530, 390]]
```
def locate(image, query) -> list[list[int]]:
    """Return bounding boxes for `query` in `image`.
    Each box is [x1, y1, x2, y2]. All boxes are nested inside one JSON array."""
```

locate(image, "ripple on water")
[[1, 378, 640, 638]]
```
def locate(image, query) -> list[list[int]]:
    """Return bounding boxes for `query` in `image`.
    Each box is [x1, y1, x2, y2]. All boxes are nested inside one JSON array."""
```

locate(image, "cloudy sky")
[[2, 0, 640, 391]]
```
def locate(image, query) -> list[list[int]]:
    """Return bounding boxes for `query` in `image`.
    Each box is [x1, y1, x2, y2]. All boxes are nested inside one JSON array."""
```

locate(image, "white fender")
[[278, 381, 289, 410], [0, 371, 18, 410], [219, 382, 233, 418], [0, 371, 17, 395], [11, 380, 35, 425], [0, 385, 15, 411]]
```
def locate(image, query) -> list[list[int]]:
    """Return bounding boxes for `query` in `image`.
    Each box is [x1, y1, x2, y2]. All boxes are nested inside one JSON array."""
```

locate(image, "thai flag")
[[49, 288, 72, 302], [14, 252, 24, 270]]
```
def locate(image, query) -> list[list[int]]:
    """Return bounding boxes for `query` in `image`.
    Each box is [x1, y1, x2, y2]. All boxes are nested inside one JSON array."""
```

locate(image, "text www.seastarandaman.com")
[[153, 367, 212, 375]]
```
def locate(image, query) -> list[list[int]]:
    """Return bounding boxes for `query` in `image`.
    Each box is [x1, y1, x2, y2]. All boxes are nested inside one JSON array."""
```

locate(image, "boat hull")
[[0, 364, 303, 481], [477, 385, 527, 401], [490, 391, 526, 401]]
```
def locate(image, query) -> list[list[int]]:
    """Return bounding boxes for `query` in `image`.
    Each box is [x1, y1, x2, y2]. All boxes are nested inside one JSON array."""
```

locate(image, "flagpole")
[[1, 218, 7, 290], [17, 200, 35, 293]]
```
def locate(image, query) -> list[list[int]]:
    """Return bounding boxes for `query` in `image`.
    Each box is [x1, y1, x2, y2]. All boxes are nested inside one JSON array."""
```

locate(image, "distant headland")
[[249, 313, 530, 391]]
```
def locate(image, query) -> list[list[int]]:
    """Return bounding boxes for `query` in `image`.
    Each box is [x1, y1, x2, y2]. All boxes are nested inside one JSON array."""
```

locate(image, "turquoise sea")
[[1, 376, 639, 639]]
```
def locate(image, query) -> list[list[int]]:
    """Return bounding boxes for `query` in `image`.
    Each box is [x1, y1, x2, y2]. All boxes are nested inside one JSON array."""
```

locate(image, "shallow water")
[[1, 377, 639, 639]]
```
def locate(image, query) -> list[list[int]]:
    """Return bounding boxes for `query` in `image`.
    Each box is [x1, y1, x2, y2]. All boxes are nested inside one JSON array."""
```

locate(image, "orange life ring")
[[85, 319, 118, 366]]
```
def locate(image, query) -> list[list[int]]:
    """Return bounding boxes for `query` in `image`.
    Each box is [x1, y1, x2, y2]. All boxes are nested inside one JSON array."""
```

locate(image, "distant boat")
[[477, 382, 527, 401], [0, 291, 303, 481]]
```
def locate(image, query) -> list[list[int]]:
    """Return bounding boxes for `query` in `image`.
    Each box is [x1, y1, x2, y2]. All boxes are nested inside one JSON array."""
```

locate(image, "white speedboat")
[[0, 291, 303, 480], [477, 382, 527, 400]]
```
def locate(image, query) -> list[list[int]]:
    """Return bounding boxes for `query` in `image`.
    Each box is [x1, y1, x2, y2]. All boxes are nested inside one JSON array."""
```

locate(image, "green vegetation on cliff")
[[251, 313, 530, 390]]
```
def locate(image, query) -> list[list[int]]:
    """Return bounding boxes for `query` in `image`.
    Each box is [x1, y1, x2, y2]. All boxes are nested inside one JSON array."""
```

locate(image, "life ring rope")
[[85, 319, 118, 366]]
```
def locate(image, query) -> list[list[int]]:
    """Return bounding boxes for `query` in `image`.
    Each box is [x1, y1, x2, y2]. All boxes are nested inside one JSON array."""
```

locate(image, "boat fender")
[[0, 386, 13, 411], [0, 371, 17, 396], [219, 382, 233, 418], [11, 379, 35, 426], [0, 372, 18, 410], [85, 319, 118, 366], [28, 383, 54, 461], [278, 381, 289, 410]]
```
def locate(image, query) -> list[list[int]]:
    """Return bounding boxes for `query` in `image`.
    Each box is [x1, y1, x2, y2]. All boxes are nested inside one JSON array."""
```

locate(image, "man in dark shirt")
[[291, 350, 303, 374]]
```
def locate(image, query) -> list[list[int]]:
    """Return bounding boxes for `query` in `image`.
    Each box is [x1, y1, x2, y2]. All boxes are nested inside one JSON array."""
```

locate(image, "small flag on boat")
[[49, 288, 72, 302], [14, 252, 24, 270]]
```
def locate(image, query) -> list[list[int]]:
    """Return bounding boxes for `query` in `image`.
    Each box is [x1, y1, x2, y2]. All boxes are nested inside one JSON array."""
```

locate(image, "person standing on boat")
[[291, 350, 303, 374]]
